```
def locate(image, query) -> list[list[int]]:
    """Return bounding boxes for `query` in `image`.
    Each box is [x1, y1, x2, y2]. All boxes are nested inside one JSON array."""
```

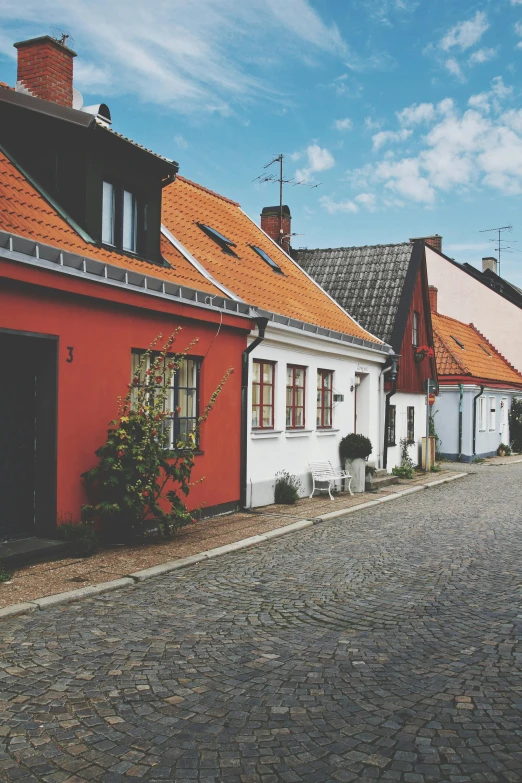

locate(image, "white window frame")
[[123, 189, 138, 253], [489, 396, 496, 431], [102, 181, 115, 245], [478, 396, 486, 432], [412, 311, 419, 348]]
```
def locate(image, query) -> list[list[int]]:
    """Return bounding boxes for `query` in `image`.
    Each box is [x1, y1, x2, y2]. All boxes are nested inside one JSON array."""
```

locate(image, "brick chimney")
[[482, 256, 498, 275], [428, 285, 438, 314], [409, 234, 442, 253], [261, 205, 291, 253], [14, 35, 76, 108]]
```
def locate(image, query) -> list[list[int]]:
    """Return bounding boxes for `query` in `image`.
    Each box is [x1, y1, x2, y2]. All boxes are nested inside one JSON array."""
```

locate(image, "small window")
[[122, 190, 137, 252], [412, 311, 419, 348], [451, 335, 465, 349], [252, 360, 275, 429], [317, 370, 333, 429], [286, 365, 306, 429], [131, 351, 200, 447], [388, 405, 396, 446], [102, 181, 115, 245], [478, 396, 486, 431], [197, 223, 238, 257], [489, 396, 496, 431], [479, 344, 492, 357], [407, 406, 415, 444], [251, 246, 283, 274]]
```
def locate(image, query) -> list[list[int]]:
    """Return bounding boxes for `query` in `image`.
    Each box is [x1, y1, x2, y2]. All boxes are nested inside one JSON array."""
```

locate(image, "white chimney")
[[482, 257, 498, 275]]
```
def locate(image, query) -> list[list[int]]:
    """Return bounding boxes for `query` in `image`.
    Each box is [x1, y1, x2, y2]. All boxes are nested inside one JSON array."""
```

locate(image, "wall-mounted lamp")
[[350, 375, 361, 392]]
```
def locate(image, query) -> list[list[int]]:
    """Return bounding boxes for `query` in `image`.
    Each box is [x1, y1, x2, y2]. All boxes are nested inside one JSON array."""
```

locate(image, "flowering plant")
[[81, 330, 232, 541], [414, 344, 435, 363]]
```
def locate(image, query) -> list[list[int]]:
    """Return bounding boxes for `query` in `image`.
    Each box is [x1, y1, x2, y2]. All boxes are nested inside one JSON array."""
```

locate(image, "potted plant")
[[414, 345, 435, 364], [339, 433, 372, 493], [497, 443, 511, 457]]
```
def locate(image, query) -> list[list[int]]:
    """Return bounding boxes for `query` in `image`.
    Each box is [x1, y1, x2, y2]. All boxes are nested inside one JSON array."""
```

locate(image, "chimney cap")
[[14, 35, 77, 57], [261, 205, 291, 217]]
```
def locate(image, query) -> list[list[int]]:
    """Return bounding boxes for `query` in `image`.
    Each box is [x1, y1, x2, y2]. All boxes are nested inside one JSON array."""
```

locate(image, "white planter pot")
[[344, 457, 366, 493]]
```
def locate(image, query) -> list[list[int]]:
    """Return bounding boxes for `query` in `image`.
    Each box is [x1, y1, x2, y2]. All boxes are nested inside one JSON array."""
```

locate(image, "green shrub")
[[392, 437, 416, 479], [0, 563, 14, 583], [58, 521, 99, 558], [339, 433, 372, 461], [497, 443, 512, 456], [509, 397, 522, 453], [430, 463, 442, 472], [274, 471, 302, 505]]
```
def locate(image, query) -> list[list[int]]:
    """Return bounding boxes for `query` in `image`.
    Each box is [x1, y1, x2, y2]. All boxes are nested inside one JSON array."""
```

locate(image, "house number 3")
[[66, 346, 74, 363]]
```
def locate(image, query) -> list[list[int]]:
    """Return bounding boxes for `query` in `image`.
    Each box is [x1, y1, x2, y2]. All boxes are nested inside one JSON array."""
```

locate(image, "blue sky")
[[2, 0, 522, 285]]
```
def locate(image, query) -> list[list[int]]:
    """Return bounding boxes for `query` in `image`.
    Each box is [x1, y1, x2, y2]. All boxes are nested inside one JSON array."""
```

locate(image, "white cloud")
[[364, 116, 382, 132], [320, 195, 359, 214], [515, 21, 522, 36], [445, 58, 465, 81], [468, 47, 497, 66], [372, 128, 412, 150], [355, 192, 377, 211], [173, 134, 188, 149], [295, 144, 335, 182], [397, 102, 436, 126], [0, 0, 348, 113], [347, 74, 522, 205], [333, 118, 353, 131], [440, 11, 489, 52]]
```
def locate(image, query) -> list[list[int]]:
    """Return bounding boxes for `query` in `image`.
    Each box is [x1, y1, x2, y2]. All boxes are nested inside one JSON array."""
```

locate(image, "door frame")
[[0, 328, 58, 538]]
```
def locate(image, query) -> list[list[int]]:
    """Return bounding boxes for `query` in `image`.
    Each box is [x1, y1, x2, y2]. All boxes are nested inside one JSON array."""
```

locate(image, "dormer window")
[[102, 180, 143, 254]]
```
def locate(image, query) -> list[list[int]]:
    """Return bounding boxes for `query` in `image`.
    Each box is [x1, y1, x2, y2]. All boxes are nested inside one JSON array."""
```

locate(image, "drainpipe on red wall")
[[240, 317, 269, 509], [472, 385, 485, 457]]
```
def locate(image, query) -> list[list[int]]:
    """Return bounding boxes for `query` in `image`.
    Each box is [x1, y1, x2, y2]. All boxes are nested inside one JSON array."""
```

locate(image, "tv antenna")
[[50, 27, 74, 48], [252, 153, 318, 247], [479, 224, 513, 277]]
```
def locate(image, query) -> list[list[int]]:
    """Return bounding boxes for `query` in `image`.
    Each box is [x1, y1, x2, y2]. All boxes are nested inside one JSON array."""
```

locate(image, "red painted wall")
[[0, 262, 250, 523], [397, 262, 437, 393]]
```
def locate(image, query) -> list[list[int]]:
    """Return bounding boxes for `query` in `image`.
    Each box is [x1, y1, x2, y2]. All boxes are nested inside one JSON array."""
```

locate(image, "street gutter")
[[0, 472, 468, 620]]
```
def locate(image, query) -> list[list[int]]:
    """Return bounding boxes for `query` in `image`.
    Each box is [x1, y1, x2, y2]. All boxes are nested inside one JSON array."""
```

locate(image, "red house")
[[0, 36, 252, 546]]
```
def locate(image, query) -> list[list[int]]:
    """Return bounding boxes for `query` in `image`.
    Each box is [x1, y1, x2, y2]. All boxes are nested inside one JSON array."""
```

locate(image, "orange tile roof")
[[432, 312, 522, 385], [0, 148, 222, 296], [162, 176, 381, 341]]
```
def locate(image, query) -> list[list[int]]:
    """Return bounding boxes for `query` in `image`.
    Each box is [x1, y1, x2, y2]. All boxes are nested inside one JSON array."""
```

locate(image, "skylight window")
[[197, 223, 238, 257], [451, 335, 465, 349], [479, 344, 492, 357], [251, 245, 283, 274]]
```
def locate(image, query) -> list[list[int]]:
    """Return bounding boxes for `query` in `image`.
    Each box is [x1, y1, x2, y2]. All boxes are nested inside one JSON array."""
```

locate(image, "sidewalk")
[[0, 468, 466, 612]]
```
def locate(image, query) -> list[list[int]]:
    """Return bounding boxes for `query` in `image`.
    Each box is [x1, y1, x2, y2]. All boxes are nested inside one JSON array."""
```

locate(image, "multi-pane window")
[[478, 396, 486, 431], [316, 370, 333, 429], [252, 360, 274, 429], [286, 365, 306, 429], [102, 181, 141, 254], [412, 311, 419, 348], [388, 405, 396, 446], [407, 406, 415, 443], [131, 352, 200, 447], [489, 396, 496, 431]]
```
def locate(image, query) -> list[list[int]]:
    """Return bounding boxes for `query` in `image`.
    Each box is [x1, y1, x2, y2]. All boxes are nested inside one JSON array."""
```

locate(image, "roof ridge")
[[175, 175, 240, 207], [296, 242, 411, 253], [432, 324, 470, 375], [470, 323, 522, 380]]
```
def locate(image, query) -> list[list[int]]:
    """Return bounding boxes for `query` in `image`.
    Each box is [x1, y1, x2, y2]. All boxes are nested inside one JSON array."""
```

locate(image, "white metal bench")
[[309, 461, 353, 500]]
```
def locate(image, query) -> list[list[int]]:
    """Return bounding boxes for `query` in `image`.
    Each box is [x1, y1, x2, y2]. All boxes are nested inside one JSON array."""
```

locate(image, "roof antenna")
[[252, 153, 317, 246], [479, 224, 513, 277], [50, 27, 74, 48]]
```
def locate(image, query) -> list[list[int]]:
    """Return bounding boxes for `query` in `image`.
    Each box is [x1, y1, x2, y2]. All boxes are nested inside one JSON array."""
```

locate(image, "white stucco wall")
[[246, 324, 388, 507], [386, 391, 428, 471], [426, 246, 522, 372]]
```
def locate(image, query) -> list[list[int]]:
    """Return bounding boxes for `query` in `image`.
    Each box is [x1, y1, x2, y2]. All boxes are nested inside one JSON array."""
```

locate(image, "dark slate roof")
[[294, 243, 414, 346]]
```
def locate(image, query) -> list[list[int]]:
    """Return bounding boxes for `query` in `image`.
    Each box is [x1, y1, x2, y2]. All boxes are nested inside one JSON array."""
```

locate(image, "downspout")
[[472, 385, 485, 457], [458, 383, 463, 461], [240, 317, 269, 509], [379, 365, 393, 469], [382, 356, 399, 471]]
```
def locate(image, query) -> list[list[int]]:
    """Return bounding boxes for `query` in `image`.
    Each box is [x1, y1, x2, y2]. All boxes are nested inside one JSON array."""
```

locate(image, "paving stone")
[[2, 465, 522, 781]]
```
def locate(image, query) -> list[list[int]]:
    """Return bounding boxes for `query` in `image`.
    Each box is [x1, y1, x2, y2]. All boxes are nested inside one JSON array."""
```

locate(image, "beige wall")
[[426, 246, 522, 373]]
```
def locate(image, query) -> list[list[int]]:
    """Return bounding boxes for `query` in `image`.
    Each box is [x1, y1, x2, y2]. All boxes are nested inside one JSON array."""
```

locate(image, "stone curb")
[[0, 477, 467, 621], [314, 472, 468, 523]]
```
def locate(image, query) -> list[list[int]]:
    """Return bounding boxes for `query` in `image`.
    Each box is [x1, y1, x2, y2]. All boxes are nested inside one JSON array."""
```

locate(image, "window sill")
[[316, 428, 340, 436], [286, 429, 313, 438], [251, 430, 282, 439]]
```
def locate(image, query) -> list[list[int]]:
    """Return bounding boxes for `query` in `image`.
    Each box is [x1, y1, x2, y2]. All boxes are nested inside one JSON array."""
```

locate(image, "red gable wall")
[[396, 261, 437, 393]]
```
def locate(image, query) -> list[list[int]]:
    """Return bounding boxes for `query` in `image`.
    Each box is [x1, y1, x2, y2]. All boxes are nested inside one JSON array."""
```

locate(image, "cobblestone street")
[[2, 464, 522, 783]]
